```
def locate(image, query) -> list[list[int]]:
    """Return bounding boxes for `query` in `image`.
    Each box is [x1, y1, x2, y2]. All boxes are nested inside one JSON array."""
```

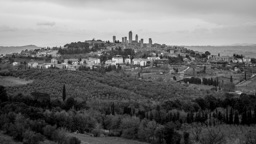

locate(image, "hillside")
[[5, 69, 210, 101], [186, 45, 256, 57], [0, 45, 40, 55]]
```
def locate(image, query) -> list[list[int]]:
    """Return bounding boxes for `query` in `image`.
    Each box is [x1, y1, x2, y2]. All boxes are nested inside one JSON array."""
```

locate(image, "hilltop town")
[[1, 31, 256, 95]]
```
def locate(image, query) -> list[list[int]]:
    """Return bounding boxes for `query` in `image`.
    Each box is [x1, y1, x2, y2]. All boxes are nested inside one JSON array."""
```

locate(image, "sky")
[[0, 0, 255, 47]]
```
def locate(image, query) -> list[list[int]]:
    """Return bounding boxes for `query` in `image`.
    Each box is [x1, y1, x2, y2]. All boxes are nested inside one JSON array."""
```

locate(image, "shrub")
[[91, 129, 101, 137], [65, 137, 81, 144], [22, 130, 45, 144], [43, 125, 57, 140]]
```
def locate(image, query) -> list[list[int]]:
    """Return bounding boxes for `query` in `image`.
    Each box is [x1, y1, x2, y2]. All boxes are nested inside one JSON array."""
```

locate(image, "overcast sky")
[[0, 0, 255, 47]]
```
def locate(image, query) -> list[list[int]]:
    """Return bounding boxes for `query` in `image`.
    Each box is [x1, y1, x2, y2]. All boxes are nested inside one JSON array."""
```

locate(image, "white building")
[[12, 62, 20, 66], [51, 58, 58, 64], [105, 60, 116, 66], [81, 57, 101, 68], [112, 55, 123, 64], [124, 58, 132, 64], [28, 62, 39, 68], [64, 59, 79, 65], [133, 58, 148, 66], [147, 57, 160, 61]]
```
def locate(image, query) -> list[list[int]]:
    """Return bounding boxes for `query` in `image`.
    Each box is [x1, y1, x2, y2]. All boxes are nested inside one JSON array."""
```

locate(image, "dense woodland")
[[1, 69, 256, 144]]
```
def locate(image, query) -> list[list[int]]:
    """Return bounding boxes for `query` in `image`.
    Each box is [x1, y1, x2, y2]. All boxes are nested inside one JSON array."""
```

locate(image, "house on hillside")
[[64, 59, 79, 65], [147, 57, 160, 61], [105, 60, 116, 66], [243, 57, 251, 63], [169, 49, 175, 54], [153, 59, 169, 67], [12, 62, 20, 66], [43, 63, 53, 69], [112, 55, 123, 64], [51, 58, 58, 64], [81, 57, 101, 68], [55, 64, 66, 69], [133, 58, 148, 67], [28, 62, 39, 68], [124, 58, 132, 64]]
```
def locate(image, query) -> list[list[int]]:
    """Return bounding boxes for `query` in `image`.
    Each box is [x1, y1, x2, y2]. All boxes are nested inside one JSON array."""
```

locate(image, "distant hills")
[[186, 45, 256, 58], [0, 45, 41, 55]]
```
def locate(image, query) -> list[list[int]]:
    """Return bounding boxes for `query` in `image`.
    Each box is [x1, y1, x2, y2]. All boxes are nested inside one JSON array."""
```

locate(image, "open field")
[[69, 133, 148, 144], [182, 124, 256, 144], [0, 76, 33, 86], [187, 83, 214, 91], [236, 76, 256, 94]]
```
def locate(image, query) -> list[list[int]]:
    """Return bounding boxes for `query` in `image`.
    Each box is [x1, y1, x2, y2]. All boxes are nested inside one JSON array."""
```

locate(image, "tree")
[[62, 85, 66, 102], [230, 76, 233, 83], [234, 111, 239, 125], [163, 122, 181, 144], [23, 130, 44, 144], [0, 85, 8, 102], [205, 51, 211, 56], [184, 132, 190, 144], [65, 97, 76, 110]]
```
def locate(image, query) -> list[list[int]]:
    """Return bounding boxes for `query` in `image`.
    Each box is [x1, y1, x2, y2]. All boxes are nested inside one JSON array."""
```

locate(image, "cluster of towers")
[[112, 31, 152, 47]]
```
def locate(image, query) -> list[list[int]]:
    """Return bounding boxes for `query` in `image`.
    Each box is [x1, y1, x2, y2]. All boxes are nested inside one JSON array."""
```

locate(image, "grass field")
[[236, 77, 256, 94], [0, 76, 33, 86], [69, 133, 148, 144]]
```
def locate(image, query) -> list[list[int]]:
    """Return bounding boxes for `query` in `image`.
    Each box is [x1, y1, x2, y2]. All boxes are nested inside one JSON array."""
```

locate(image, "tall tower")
[[140, 39, 144, 48], [122, 37, 124, 43], [135, 34, 138, 43], [149, 38, 152, 47], [113, 36, 116, 43], [124, 37, 128, 44], [129, 31, 132, 43]]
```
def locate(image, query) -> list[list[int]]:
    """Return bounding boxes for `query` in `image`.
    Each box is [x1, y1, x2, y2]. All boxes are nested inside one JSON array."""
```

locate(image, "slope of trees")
[[6, 69, 206, 101]]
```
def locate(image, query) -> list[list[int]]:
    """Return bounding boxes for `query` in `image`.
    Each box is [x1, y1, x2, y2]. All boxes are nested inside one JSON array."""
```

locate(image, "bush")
[[91, 129, 101, 137], [23, 130, 45, 144], [120, 116, 140, 139], [43, 125, 57, 140], [65, 137, 81, 144], [51, 128, 67, 144]]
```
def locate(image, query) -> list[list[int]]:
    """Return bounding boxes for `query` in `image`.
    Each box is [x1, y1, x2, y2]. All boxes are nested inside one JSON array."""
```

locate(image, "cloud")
[[37, 22, 56, 27]]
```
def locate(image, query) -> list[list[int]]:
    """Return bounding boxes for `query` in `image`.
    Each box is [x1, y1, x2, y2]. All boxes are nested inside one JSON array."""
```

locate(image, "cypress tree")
[[62, 84, 66, 101], [247, 109, 252, 125], [241, 110, 247, 125], [230, 76, 233, 83], [184, 132, 190, 144], [254, 106, 256, 124], [229, 108, 233, 124], [225, 108, 229, 123], [234, 111, 239, 125]]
